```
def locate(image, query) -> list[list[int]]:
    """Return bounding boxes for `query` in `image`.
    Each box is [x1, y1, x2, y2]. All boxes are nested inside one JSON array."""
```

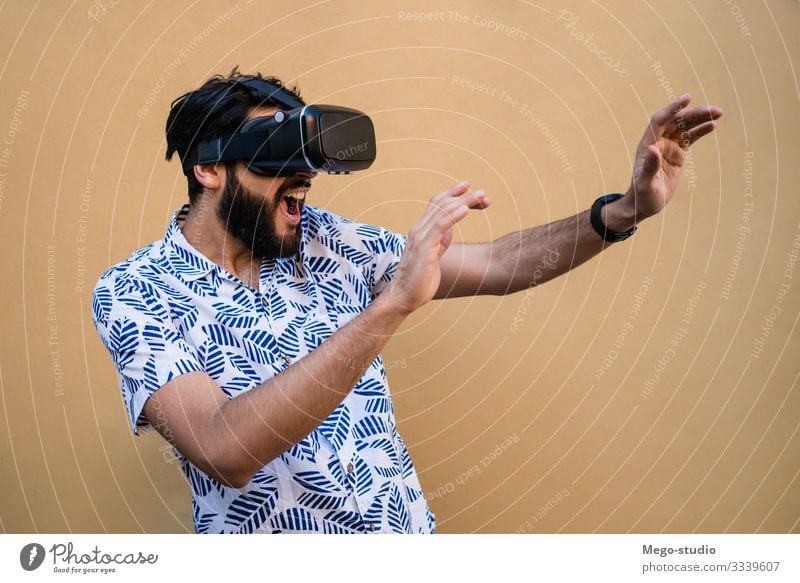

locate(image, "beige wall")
[[1, 0, 798, 533]]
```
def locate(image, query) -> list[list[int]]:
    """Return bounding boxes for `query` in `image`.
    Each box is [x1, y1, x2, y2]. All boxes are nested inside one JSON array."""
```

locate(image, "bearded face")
[[216, 169, 309, 259]]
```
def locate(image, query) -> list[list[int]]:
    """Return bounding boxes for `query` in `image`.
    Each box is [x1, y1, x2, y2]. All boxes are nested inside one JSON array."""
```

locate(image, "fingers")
[[417, 204, 469, 252], [667, 106, 723, 140], [416, 181, 489, 231], [463, 188, 491, 210], [428, 180, 471, 207], [678, 105, 723, 127], [414, 180, 470, 231], [414, 182, 491, 247], [644, 93, 723, 148], [679, 120, 718, 148], [420, 190, 489, 240], [648, 93, 693, 138]]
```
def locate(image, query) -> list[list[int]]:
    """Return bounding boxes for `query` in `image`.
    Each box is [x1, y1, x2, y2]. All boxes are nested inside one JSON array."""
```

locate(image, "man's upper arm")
[[92, 275, 206, 435], [93, 274, 245, 485]]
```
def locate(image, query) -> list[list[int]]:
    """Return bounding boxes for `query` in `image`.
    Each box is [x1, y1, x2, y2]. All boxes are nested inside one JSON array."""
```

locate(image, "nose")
[[295, 169, 317, 180]]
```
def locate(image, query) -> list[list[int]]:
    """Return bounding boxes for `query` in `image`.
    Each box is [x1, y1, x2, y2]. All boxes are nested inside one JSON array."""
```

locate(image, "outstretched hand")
[[624, 93, 723, 221], [382, 181, 490, 315]]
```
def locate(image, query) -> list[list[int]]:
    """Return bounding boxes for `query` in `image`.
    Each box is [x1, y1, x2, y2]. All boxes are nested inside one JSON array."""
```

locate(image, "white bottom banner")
[[1, 534, 797, 582]]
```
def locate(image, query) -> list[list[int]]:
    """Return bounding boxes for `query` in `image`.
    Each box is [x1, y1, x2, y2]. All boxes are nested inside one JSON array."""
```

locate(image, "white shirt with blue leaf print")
[[92, 204, 436, 534]]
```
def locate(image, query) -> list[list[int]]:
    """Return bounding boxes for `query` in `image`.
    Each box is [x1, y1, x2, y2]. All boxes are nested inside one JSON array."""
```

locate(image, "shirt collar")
[[162, 203, 309, 283]]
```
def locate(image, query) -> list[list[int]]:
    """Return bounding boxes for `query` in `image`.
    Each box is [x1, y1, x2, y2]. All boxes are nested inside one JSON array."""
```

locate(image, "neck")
[[180, 199, 261, 286]]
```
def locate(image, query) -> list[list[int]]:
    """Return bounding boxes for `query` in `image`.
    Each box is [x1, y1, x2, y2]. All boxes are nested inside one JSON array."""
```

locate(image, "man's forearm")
[[494, 193, 639, 294], [207, 292, 406, 487]]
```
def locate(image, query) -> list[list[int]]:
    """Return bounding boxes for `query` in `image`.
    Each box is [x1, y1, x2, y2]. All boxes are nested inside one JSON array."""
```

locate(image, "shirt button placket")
[[257, 294, 286, 366], [344, 461, 373, 532], [343, 461, 355, 490]]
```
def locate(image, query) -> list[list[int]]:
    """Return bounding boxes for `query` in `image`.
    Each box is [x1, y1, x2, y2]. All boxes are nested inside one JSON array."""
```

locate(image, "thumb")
[[639, 144, 661, 182], [633, 144, 661, 185], [440, 227, 453, 255]]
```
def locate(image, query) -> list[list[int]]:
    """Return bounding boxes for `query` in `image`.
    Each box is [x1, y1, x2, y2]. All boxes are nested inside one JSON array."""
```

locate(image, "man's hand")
[[622, 93, 723, 222], [383, 181, 490, 314]]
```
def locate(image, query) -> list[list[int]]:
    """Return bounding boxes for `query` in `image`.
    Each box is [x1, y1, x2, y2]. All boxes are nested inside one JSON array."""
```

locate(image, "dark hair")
[[165, 66, 305, 203]]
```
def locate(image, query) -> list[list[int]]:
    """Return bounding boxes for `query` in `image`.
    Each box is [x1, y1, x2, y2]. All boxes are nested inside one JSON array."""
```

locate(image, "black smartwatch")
[[590, 193, 637, 242]]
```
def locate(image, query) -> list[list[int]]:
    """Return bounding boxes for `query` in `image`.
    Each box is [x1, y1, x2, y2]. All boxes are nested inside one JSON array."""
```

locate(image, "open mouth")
[[280, 180, 310, 220]]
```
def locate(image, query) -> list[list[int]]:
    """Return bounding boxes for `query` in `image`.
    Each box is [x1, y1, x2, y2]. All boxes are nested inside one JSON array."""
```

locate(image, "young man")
[[92, 69, 722, 533]]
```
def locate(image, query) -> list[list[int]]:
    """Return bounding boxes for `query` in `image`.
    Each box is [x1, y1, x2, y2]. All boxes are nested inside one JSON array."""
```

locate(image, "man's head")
[[165, 67, 312, 259]]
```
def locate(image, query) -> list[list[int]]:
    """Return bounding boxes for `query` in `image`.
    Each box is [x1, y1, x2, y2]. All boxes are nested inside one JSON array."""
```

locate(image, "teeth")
[[284, 192, 306, 202]]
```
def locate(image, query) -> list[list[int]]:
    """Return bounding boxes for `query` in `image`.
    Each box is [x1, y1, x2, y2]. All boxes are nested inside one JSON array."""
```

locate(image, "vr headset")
[[180, 78, 376, 177]]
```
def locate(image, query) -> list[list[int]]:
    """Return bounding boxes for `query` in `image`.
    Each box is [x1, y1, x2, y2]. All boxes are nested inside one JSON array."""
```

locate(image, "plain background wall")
[[1, 0, 798, 534]]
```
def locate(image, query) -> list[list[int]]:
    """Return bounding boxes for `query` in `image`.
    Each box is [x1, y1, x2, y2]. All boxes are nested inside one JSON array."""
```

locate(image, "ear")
[[193, 163, 224, 191]]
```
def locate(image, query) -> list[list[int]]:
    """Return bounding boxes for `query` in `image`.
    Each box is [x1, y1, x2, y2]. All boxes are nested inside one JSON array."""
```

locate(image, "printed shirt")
[[92, 203, 436, 534]]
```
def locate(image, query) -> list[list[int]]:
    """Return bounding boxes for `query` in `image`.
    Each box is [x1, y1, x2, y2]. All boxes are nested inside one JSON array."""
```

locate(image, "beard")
[[216, 170, 305, 260]]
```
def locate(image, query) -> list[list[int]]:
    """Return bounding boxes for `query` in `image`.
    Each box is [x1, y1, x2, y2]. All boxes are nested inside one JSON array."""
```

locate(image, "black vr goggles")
[[180, 78, 376, 177]]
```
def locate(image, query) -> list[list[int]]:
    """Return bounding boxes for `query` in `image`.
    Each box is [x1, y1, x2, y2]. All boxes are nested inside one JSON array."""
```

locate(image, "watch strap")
[[590, 194, 637, 242]]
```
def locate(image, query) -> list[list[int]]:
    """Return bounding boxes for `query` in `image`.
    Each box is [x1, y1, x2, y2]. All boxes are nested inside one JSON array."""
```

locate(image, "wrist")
[[601, 192, 639, 232], [370, 285, 414, 321]]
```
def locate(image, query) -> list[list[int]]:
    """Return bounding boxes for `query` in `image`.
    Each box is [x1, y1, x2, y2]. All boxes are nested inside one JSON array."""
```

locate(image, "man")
[[92, 69, 722, 534]]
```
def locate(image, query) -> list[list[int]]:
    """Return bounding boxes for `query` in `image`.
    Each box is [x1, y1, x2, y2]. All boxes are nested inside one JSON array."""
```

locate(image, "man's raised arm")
[[434, 93, 723, 299]]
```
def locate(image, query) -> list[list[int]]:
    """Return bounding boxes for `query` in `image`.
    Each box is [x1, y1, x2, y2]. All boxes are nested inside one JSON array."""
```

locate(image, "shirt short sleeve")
[[367, 227, 408, 298], [307, 205, 407, 299], [92, 273, 204, 435]]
